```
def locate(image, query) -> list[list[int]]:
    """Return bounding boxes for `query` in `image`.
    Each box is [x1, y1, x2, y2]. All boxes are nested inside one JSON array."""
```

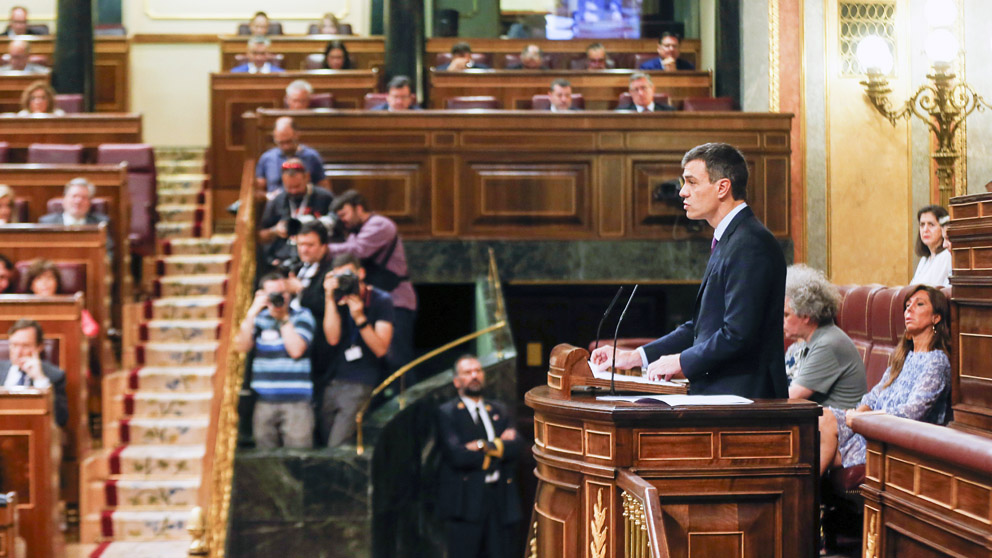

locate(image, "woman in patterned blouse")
[[818, 285, 952, 475]]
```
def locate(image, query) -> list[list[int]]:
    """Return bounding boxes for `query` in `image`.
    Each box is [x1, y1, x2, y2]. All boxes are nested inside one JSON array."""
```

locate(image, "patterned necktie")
[[711, 237, 718, 252]]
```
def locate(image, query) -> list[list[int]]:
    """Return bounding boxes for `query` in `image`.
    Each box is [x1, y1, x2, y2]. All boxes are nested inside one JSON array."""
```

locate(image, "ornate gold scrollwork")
[[590, 488, 608, 558], [528, 520, 539, 558], [864, 511, 878, 558]]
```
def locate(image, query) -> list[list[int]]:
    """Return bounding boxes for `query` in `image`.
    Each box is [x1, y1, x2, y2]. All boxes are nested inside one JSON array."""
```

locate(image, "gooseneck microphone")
[[610, 284, 639, 395], [592, 286, 625, 353]]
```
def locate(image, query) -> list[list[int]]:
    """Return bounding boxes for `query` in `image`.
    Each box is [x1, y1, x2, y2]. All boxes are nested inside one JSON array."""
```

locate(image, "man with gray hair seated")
[[284, 79, 313, 109], [39, 177, 114, 254], [783, 264, 867, 408], [0, 39, 48, 73], [231, 36, 283, 73]]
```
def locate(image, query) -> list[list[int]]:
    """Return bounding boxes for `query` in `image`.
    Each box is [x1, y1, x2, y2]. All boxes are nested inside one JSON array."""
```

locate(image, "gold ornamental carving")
[[590, 488, 608, 558], [528, 520, 538, 558], [864, 511, 878, 558]]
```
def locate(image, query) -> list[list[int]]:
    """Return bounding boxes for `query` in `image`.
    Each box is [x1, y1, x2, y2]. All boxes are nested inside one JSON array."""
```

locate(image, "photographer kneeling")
[[235, 272, 316, 449], [321, 253, 394, 447]]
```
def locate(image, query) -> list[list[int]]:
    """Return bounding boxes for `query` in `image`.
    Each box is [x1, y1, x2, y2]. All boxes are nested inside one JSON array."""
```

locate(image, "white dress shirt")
[[459, 395, 499, 482], [2, 365, 50, 388]]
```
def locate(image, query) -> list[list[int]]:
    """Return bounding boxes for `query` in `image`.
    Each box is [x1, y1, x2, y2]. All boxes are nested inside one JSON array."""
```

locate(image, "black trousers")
[[445, 482, 517, 558]]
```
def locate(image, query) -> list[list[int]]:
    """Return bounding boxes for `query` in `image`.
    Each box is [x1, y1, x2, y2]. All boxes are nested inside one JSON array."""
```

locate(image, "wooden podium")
[[524, 344, 822, 558]]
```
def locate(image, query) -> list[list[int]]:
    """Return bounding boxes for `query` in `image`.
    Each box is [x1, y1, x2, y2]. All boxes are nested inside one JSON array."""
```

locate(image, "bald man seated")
[[0, 39, 48, 73], [255, 116, 330, 193]]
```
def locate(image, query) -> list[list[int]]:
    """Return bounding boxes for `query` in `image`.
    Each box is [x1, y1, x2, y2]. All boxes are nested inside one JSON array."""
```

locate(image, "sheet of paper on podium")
[[596, 394, 753, 405]]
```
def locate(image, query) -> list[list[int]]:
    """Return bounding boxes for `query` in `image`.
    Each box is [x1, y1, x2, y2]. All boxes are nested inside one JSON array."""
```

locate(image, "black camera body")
[[267, 291, 286, 307], [333, 270, 360, 301]]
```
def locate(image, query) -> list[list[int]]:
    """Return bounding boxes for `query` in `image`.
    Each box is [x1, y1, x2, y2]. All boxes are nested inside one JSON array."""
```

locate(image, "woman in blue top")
[[818, 285, 952, 475]]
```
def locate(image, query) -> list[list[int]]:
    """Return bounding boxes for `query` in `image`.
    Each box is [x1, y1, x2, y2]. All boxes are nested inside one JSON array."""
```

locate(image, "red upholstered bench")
[[96, 144, 157, 258]]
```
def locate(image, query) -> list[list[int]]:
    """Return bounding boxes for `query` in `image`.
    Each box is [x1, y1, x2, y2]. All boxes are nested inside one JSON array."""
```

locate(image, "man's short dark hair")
[[387, 75, 413, 92], [298, 220, 329, 244], [258, 271, 286, 285], [330, 189, 369, 213], [681, 143, 749, 201], [8, 318, 43, 345], [450, 42, 472, 56], [331, 253, 362, 270], [659, 31, 681, 43], [550, 78, 571, 91], [0, 253, 12, 271]]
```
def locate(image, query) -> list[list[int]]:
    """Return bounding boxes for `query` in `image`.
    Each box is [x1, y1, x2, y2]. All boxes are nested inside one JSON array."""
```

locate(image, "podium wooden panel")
[[0, 388, 61, 558], [524, 345, 821, 558]]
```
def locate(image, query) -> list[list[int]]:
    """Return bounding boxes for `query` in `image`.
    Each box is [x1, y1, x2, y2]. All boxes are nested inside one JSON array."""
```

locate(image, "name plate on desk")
[[547, 343, 688, 398]]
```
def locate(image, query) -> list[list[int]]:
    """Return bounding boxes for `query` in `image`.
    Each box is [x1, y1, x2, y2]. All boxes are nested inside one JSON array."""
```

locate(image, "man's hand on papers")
[[590, 346, 641, 370], [646, 353, 682, 382]]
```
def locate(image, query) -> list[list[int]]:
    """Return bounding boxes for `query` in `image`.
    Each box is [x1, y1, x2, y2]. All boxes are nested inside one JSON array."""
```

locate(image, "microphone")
[[592, 286, 625, 353], [610, 284, 639, 395]]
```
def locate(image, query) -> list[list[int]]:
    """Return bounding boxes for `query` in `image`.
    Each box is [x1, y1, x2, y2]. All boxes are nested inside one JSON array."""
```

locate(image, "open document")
[[596, 394, 752, 405], [588, 359, 687, 389]]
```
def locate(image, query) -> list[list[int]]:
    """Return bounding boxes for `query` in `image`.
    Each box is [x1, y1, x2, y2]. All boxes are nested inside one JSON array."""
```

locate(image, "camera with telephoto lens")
[[267, 291, 287, 307], [332, 270, 360, 301]]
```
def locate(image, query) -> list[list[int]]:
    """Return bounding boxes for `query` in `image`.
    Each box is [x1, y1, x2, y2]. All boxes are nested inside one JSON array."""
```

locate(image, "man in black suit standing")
[[0, 319, 68, 427], [436, 354, 522, 558], [592, 143, 788, 399]]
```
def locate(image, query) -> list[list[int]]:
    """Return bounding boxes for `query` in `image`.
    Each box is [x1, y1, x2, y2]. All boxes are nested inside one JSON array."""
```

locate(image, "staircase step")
[[106, 479, 200, 509], [163, 236, 235, 256], [155, 222, 201, 240], [156, 174, 208, 192], [156, 189, 203, 206], [128, 367, 214, 392], [110, 445, 204, 477], [119, 418, 209, 446], [90, 540, 193, 558], [141, 320, 221, 343], [155, 275, 227, 298], [148, 297, 224, 320], [100, 510, 191, 541], [157, 255, 231, 276], [122, 392, 212, 419], [137, 342, 218, 367], [156, 205, 203, 224]]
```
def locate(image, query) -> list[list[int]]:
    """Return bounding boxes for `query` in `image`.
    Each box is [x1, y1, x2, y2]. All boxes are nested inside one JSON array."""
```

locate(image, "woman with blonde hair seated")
[[18, 80, 64, 116], [318, 12, 342, 34], [0, 185, 17, 224], [818, 285, 952, 476]]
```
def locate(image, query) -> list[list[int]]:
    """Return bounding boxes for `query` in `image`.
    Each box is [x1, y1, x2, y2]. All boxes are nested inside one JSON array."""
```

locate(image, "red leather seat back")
[[836, 284, 882, 369], [435, 53, 493, 68], [683, 97, 736, 111], [303, 53, 324, 70], [0, 141, 8, 164], [0, 338, 59, 367], [96, 143, 157, 257], [27, 144, 84, 164], [617, 92, 671, 109], [46, 197, 110, 217], [364, 93, 387, 109], [309, 93, 334, 108], [12, 198, 28, 223], [530, 94, 585, 110], [445, 96, 500, 110], [54, 94, 84, 114], [864, 286, 905, 389], [15, 260, 86, 296]]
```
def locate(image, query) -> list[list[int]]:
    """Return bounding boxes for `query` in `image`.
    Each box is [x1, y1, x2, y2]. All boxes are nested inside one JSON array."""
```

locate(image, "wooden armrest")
[[851, 414, 992, 475]]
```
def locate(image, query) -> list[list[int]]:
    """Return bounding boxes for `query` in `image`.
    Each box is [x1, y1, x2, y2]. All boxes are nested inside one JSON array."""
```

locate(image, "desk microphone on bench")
[[610, 284, 639, 396]]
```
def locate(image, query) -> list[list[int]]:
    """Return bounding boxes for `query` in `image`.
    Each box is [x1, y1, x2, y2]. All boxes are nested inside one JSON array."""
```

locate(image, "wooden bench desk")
[[425, 37, 701, 69], [219, 35, 385, 72], [0, 114, 142, 162]]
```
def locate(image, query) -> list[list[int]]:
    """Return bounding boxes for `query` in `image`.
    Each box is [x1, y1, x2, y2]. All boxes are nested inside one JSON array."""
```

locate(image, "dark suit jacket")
[[505, 63, 549, 70], [639, 57, 695, 71], [39, 211, 115, 254], [0, 360, 68, 426], [230, 63, 284, 73], [297, 253, 335, 384], [614, 101, 676, 112], [436, 397, 522, 525], [437, 62, 491, 70], [368, 103, 423, 111], [642, 206, 788, 399]]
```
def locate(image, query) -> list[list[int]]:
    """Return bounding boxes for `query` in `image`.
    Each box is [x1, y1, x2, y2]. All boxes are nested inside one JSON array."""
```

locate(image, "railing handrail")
[[617, 469, 671, 558], [354, 319, 508, 455]]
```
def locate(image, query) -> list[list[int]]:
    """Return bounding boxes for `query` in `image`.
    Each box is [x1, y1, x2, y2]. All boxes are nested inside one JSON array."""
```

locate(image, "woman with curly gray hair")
[[783, 264, 867, 408]]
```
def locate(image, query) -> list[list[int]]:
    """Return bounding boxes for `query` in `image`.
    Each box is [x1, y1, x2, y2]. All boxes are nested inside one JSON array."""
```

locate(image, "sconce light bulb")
[[926, 28, 959, 64], [856, 35, 894, 75], [924, 0, 957, 28]]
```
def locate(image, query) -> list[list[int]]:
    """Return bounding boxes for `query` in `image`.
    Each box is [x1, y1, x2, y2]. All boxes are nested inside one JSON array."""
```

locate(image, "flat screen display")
[[545, 0, 642, 40]]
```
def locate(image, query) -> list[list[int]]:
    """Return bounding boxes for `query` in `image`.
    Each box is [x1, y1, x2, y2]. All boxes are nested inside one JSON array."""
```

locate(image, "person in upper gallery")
[[580, 42, 614, 70], [0, 319, 68, 427], [231, 36, 283, 74], [0, 184, 18, 224], [316, 12, 343, 35], [257, 158, 335, 270], [235, 271, 316, 449], [248, 11, 272, 37], [369, 75, 421, 111], [284, 79, 313, 110], [17, 81, 63, 115], [255, 116, 330, 193], [591, 143, 789, 399], [438, 42, 490, 71], [783, 264, 867, 409], [23, 259, 99, 337], [0, 40, 48, 73], [639, 32, 695, 71], [39, 177, 113, 255], [0, 254, 15, 293], [320, 253, 394, 447], [321, 40, 352, 70], [545, 78, 579, 112], [436, 354, 522, 558], [818, 285, 951, 476], [506, 44, 548, 70], [910, 204, 951, 287], [3, 6, 39, 36], [326, 190, 417, 377], [615, 73, 675, 112]]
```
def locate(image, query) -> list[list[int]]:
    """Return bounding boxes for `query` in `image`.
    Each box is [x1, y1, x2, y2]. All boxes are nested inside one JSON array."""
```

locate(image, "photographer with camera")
[[320, 253, 394, 447], [257, 158, 334, 274], [327, 190, 417, 377], [235, 272, 317, 449]]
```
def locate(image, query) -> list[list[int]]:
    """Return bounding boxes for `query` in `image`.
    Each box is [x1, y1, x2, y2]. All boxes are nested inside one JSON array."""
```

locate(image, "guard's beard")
[[464, 385, 484, 397]]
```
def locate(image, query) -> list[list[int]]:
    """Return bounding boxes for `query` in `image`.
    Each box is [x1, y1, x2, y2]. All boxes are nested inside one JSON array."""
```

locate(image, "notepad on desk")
[[596, 394, 753, 405]]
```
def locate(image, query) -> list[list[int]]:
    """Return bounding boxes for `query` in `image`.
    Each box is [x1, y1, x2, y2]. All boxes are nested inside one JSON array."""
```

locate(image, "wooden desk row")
[[0, 114, 143, 161], [0, 36, 128, 112], [233, 109, 793, 239]]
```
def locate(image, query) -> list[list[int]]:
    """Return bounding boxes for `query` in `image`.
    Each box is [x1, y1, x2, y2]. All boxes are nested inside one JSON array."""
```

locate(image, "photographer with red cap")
[[258, 158, 334, 273]]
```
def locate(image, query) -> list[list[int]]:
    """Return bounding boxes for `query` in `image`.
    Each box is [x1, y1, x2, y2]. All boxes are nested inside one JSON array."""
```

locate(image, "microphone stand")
[[610, 284, 639, 395], [592, 286, 624, 353]]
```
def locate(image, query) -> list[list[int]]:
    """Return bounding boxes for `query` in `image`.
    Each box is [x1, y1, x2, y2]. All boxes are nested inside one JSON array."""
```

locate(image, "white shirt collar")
[[713, 202, 749, 242]]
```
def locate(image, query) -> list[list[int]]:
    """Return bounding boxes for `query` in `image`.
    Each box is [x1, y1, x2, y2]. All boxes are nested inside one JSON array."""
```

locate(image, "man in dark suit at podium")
[[436, 354, 522, 558], [592, 143, 788, 399]]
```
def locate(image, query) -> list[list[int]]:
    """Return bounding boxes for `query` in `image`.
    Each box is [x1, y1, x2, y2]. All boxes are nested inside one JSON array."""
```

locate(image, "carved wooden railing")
[[616, 470, 670, 558]]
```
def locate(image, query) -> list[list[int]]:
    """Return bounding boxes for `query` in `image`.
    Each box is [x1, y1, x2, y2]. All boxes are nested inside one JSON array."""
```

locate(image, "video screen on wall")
[[545, 0, 642, 40]]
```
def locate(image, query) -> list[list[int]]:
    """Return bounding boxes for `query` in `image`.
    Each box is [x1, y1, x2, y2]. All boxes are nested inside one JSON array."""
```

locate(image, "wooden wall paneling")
[[0, 115, 142, 163], [428, 70, 712, 110], [424, 38, 702, 70], [218, 36, 386, 72], [597, 154, 625, 237], [0, 388, 59, 558]]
